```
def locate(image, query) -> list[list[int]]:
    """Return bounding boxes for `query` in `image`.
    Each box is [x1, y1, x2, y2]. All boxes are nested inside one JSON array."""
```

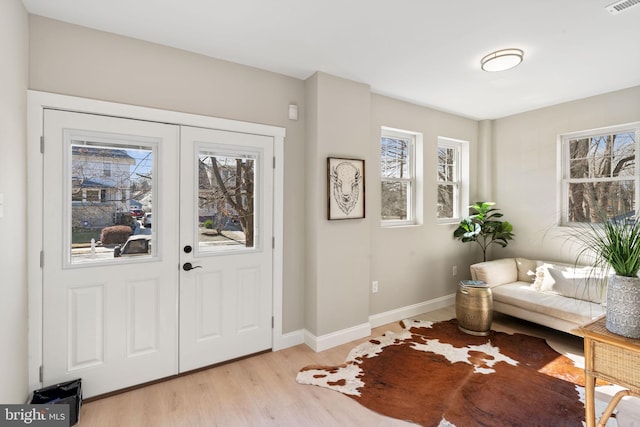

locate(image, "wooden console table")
[[577, 316, 640, 427]]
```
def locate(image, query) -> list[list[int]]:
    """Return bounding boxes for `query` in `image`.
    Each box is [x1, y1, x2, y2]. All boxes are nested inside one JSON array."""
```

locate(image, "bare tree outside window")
[[381, 134, 413, 222], [437, 137, 468, 222], [198, 154, 256, 248], [437, 146, 456, 219], [565, 130, 636, 224]]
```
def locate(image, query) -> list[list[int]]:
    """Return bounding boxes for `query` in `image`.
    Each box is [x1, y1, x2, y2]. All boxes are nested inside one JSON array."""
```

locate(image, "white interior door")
[[42, 109, 180, 398], [179, 127, 274, 372]]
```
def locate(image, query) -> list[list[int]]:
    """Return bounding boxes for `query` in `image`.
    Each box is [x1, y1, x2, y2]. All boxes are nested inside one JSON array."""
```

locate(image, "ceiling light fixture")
[[480, 48, 524, 72]]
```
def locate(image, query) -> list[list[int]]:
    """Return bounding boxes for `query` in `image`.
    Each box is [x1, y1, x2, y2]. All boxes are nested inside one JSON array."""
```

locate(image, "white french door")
[[42, 109, 181, 398], [41, 108, 275, 398], [179, 127, 274, 372]]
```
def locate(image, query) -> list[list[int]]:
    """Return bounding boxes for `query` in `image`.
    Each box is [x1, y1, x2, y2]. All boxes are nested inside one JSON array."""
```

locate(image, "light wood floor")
[[77, 307, 585, 426]]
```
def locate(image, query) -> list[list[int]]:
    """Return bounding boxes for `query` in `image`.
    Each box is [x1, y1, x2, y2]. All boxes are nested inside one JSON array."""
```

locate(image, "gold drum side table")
[[456, 280, 493, 336]]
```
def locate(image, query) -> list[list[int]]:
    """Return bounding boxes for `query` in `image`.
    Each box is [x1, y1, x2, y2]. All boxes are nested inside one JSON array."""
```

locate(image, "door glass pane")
[[197, 150, 258, 252], [69, 138, 155, 264]]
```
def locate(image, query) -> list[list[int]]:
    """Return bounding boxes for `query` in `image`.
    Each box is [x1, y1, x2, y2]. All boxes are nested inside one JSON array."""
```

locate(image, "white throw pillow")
[[531, 261, 552, 291], [534, 261, 606, 304]]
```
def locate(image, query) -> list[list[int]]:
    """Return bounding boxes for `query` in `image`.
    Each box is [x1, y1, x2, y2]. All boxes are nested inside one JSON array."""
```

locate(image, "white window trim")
[[380, 127, 423, 227], [559, 121, 640, 226], [437, 137, 469, 224]]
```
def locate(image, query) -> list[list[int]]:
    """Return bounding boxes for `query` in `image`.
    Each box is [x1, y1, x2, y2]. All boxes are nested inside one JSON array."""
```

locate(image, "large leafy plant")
[[453, 202, 514, 262]]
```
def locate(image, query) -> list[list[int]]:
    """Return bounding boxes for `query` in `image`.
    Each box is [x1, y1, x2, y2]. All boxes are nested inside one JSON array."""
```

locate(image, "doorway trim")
[[27, 90, 286, 393]]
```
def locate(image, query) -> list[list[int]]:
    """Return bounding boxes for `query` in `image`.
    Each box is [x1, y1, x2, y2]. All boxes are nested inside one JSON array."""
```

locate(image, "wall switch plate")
[[453, 266, 458, 276], [372, 281, 379, 293]]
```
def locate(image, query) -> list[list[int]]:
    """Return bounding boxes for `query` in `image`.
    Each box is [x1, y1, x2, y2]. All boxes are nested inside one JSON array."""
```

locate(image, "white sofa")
[[469, 257, 605, 334]]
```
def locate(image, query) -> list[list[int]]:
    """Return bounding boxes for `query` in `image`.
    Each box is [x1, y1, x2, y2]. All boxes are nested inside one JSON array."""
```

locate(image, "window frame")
[[560, 122, 640, 226], [437, 137, 469, 224], [380, 127, 419, 227]]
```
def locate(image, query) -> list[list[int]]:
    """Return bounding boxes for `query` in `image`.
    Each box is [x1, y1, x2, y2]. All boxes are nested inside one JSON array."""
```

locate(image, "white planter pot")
[[606, 275, 640, 339]]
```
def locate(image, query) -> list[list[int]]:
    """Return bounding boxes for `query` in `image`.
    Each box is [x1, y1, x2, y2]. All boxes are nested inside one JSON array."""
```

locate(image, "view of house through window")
[[380, 129, 415, 225], [561, 123, 639, 224], [197, 150, 257, 252], [70, 141, 154, 263]]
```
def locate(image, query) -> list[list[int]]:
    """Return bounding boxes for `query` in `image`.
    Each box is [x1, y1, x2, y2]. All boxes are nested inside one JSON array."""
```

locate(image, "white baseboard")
[[273, 329, 305, 351], [303, 322, 371, 353], [369, 293, 456, 328], [283, 294, 456, 353]]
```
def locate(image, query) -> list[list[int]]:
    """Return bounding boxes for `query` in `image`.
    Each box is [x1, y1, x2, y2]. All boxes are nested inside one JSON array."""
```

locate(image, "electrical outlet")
[[372, 281, 379, 293], [452, 266, 458, 277]]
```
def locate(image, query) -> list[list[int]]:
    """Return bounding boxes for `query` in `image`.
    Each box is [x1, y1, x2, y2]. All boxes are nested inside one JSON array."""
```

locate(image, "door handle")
[[182, 262, 202, 271]]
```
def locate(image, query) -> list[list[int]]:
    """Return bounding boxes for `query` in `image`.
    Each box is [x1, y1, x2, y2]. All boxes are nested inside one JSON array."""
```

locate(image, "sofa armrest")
[[470, 258, 518, 287]]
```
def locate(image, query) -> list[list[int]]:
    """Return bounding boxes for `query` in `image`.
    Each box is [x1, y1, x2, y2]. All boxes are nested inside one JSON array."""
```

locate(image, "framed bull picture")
[[327, 157, 365, 220]]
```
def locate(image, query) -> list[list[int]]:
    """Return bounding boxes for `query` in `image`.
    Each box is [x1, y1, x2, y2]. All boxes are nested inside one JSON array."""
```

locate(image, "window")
[[380, 128, 417, 225], [437, 137, 469, 222], [561, 123, 640, 225]]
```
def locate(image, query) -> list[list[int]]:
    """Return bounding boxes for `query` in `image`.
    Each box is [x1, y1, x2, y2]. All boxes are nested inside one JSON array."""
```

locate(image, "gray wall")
[[493, 86, 640, 263], [0, 0, 28, 403], [305, 73, 371, 336], [369, 95, 480, 314]]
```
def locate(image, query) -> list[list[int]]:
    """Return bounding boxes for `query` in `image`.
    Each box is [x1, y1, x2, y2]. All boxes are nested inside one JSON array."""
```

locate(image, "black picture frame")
[[327, 157, 365, 220]]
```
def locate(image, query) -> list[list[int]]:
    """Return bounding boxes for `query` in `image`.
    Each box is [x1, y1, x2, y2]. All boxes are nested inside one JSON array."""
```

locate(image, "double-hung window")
[[561, 123, 640, 225], [380, 128, 417, 226], [437, 137, 468, 222]]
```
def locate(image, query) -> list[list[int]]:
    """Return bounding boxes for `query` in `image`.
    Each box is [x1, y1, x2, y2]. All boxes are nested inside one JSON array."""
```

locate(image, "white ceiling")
[[21, 0, 640, 120]]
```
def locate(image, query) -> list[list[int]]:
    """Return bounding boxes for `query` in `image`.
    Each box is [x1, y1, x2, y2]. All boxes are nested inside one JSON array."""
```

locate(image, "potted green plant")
[[573, 216, 640, 339], [453, 201, 514, 262]]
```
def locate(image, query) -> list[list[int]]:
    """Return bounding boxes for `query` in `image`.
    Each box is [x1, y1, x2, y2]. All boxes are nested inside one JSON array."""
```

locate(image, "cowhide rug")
[[297, 319, 611, 427]]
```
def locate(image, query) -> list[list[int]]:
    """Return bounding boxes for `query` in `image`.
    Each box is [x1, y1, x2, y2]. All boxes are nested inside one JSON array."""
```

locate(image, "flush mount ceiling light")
[[480, 48, 524, 72]]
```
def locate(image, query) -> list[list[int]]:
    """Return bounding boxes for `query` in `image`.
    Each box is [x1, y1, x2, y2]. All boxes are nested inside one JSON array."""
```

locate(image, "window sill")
[[381, 221, 420, 229], [437, 218, 460, 225]]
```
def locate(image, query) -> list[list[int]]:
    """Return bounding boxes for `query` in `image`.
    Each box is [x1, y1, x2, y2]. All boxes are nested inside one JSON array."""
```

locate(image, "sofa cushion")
[[492, 282, 605, 324], [515, 258, 536, 283], [533, 261, 606, 304], [470, 258, 517, 287]]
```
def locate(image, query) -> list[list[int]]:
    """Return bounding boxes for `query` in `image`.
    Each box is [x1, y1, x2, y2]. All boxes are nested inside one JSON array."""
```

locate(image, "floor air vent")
[[606, 0, 640, 15]]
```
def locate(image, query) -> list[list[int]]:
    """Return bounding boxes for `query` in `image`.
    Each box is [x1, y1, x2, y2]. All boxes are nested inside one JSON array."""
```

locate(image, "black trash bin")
[[30, 379, 82, 426]]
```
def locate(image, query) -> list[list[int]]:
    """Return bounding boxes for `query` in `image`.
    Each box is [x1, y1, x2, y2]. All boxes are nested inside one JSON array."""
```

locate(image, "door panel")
[[196, 271, 223, 339], [179, 127, 274, 372], [42, 110, 180, 398], [68, 284, 104, 370], [127, 278, 160, 357]]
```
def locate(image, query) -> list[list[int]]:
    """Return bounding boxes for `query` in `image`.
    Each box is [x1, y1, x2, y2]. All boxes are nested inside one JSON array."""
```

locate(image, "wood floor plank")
[[77, 307, 584, 426]]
